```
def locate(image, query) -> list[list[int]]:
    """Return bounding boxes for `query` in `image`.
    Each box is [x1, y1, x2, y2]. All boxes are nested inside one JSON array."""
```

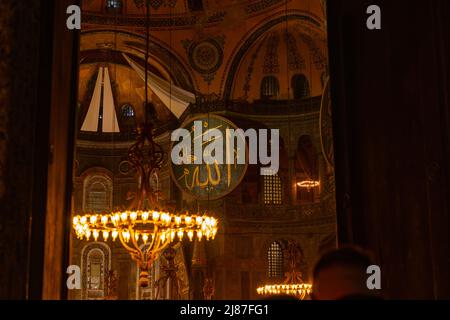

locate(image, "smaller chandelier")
[[257, 240, 313, 300], [257, 284, 312, 300], [297, 180, 320, 189]]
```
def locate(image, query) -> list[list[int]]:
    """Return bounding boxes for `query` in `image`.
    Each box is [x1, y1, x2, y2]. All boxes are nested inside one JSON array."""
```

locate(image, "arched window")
[[106, 0, 123, 11], [83, 174, 113, 213], [268, 242, 283, 278], [120, 104, 136, 130], [292, 74, 310, 99], [122, 104, 135, 118], [106, 0, 122, 8], [82, 243, 111, 300], [263, 173, 282, 205], [260, 76, 280, 99], [188, 0, 204, 11]]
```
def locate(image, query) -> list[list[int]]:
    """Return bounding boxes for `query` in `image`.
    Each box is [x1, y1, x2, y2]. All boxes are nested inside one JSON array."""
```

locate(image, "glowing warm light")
[[256, 284, 312, 300], [93, 230, 99, 241], [72, 209, 219, 288], [297, 180, 320, 189]]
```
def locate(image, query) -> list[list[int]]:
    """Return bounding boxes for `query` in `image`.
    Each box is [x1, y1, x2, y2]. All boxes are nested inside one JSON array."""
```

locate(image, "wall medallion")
[[182, 36, 225, 84], [169, 114, 248, 200]]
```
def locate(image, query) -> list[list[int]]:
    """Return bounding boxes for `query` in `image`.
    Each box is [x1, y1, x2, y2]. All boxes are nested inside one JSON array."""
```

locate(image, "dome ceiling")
[[81, 0, 326, 29], [231, 20, 327, 101], [77, 0, 328, 137]]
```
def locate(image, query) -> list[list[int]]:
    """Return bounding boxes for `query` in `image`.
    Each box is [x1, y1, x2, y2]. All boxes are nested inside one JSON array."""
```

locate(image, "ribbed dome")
[[230, 20, 327, 101]]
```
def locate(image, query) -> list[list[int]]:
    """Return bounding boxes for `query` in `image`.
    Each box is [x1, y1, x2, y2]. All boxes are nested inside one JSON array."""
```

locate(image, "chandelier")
[[297, 180, 320, 190], [73, 208, 218, 287], [257, 241, 312, 300], [72, 1, 218, 288]]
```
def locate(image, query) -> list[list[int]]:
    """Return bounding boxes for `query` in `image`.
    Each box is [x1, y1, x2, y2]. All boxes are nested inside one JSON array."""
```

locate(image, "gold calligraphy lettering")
[[177, 161, 222, 191]]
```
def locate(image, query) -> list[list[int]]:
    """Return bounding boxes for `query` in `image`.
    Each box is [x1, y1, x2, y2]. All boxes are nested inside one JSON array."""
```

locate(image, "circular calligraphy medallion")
[[169, 114, 248, 200]]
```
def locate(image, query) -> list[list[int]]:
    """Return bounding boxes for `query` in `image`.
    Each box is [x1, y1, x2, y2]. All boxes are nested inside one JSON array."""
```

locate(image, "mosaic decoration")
[[182, 36, 225, 84], [133, 0, 144, 8], [149, 0, 163, 10], [300, 34, 327, 71], [134, 0, 177, 9], [245, 0, 284, 15], [286, 32, 305, 71], [263, 32, 280, 74], [242, 36, 267, 100], [166, 0, 177, 7]]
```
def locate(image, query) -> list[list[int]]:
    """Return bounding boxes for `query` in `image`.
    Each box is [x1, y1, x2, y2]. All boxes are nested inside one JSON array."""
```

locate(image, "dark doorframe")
[[0, 0, 79, 299]]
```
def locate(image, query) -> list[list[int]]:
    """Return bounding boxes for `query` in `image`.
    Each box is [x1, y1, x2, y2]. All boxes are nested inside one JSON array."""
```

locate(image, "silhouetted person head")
[[312, 246, 380, 300]]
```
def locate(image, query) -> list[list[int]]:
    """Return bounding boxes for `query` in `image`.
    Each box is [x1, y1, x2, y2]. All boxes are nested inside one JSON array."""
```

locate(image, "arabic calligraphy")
[[170, 115, 248, 200]]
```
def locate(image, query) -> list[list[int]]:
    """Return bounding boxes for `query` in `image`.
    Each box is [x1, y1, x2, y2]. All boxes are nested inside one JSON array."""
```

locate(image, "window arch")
[[260, 76, 280, 99], [292, 74, 310, 99], [268, 242, 283, 278], [121, 104, 135, 118], [106, 0, 123, 12], [81, 243, 111, 300], [106, 0, 123, 10], [83, 173, 113, 213]]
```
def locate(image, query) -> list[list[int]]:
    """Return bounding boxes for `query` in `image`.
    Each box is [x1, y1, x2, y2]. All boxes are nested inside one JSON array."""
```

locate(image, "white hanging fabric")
[[81, 66, 120, 133], [102, 67, 120, 133], [81, 67, 103, 132], [122, 53, 195, 119]]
